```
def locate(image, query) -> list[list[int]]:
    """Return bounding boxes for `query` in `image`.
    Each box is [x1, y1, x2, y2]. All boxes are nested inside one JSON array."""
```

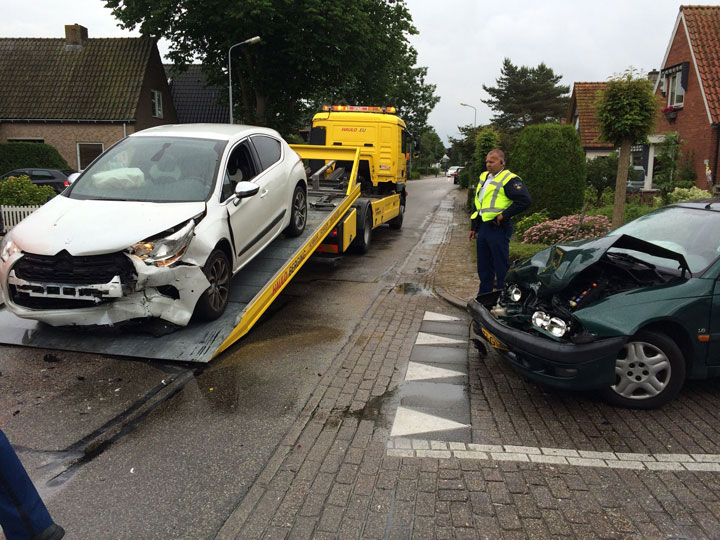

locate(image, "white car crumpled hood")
[[12, 196, 206, 256]]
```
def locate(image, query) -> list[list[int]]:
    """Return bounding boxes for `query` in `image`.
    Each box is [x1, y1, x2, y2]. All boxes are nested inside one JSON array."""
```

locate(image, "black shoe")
[[31, 523, 65, 540]]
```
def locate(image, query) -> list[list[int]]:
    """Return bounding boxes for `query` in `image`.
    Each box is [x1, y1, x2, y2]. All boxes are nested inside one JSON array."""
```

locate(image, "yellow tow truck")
[[297, 105, 414, 254]]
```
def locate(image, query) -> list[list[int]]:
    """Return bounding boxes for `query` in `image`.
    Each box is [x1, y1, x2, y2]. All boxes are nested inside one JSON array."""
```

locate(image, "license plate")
[[481, 327, 508, 351]]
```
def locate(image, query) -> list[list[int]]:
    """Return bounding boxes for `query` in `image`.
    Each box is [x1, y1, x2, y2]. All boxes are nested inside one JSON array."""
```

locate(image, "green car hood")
[[508, 234, 690, 293]]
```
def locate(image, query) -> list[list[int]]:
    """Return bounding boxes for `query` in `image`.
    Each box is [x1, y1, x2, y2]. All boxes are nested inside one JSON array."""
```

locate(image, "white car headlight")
[[531, 311, 568, 337], [507, 285, 522, 302], [0, 234, 22, 262], [129, 219, 195, 266]]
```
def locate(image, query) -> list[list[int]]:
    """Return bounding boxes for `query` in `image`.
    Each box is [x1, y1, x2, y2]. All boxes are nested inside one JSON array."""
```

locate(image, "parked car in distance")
[[469, 199, 720, 409], [0, 124, 308, 328], [451, 166, 464, 184], [626, 165, 657, 192], [0, 168, 74, 194], [446, 166, 462, 178]]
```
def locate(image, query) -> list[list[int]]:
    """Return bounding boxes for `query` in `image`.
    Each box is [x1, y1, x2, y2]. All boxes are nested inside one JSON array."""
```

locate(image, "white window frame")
[[667, 72, 684, 107], [151, 89, 164, 119], [76, 142, 104, 171]]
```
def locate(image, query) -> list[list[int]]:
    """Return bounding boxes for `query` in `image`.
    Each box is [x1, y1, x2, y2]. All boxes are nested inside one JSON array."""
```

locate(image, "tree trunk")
[[612, 138, 631, 229]]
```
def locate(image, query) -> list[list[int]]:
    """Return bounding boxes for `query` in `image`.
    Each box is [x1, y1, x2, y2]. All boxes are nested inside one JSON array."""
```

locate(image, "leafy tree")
[[586, 154, 619, 206], [482, 58, 570, 131], [511, 124, 586, 219], [654, 132, 694, 204], [418, 127, 445, 169], [448, 124, 479, 167], [105, 0, 438, 136], [595, 68, 658, 227]]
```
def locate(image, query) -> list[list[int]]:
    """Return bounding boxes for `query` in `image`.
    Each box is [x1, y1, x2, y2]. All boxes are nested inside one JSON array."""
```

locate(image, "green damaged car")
[[468, 199, 720, 409]]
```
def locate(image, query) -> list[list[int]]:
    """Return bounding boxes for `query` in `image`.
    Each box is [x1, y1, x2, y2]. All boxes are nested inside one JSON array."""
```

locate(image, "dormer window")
[[660, 62, 688, 108], [151, 90, 163, 118]]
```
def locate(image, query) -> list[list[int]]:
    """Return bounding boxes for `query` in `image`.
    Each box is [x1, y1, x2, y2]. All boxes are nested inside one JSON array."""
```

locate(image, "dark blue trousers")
[[0, 429, 54, 540], [476, 219, 513, 294]]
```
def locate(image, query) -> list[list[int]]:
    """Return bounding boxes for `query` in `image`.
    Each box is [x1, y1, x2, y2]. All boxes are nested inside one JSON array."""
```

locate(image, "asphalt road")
[[0, 175, 456, 539]]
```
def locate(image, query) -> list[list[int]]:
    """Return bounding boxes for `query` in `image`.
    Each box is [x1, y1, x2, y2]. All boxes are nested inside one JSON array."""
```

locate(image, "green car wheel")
[[600, 330, 686, 409]]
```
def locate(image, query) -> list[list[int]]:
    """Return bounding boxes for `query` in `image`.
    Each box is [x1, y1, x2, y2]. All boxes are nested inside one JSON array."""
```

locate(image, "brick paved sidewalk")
[[218, 187, 720, 540]]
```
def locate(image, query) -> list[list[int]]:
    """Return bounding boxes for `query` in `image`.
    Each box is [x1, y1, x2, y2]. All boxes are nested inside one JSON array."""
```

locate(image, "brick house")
[[651, 5, 720, 190], [0, 24, 177, 172], [567, 82, 614, 160]]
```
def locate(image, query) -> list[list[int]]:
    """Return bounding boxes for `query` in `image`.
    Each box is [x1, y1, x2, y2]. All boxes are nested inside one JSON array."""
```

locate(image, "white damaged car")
[[0, 124, 308, 327]]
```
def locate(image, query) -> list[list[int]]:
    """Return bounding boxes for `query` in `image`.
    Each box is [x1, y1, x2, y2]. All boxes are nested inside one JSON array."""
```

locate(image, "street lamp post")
[[460, 102, 476, 128], [228, 36, 261, 124]]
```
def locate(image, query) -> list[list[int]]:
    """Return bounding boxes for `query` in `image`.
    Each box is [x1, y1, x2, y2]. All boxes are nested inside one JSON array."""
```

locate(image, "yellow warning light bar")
[[322, 105, 396, 114]]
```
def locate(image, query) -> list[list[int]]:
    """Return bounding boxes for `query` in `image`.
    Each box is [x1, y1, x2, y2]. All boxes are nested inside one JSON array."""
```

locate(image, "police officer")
[[469, 149, 531, 297], [0, 429, 64, 540]]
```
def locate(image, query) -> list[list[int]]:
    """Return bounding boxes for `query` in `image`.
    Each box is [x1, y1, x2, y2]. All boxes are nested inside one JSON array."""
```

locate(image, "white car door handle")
[[260, 188, 269, 198]]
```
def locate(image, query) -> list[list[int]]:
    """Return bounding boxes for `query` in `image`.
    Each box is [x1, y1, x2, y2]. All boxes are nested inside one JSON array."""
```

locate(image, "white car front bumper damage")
[[1, 253, 210, 327]]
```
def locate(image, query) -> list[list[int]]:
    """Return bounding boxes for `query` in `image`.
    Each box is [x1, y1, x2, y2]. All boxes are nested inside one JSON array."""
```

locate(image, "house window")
[[667, 72, 684, 107], [151, 90, 163, 118], [77, 142, 104, 170]]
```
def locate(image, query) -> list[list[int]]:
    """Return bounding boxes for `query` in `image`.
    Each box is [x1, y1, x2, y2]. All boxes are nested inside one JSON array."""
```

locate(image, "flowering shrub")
[[0, 175, 55, 205], [514, 210, 549, 241], [522, 214, 611, 245]]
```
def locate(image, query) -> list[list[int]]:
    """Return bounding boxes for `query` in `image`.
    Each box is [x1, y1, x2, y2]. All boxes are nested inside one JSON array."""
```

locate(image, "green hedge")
[[510, 124, 586, 219], [0, 142, 70, 174]]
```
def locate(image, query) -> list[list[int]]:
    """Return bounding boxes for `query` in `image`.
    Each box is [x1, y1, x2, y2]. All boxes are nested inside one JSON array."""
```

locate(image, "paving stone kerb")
[[218, 185, 720, 540]]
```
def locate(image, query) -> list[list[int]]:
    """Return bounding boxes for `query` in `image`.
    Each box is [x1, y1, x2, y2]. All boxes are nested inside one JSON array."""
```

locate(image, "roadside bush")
[[0, 142, 69, 173], [458, 167, 472, 189], [523, 214, 611, 245], [665, 186, 712, 204], [409, 170, 421, 180], [0, 175, 54, 205], [514, 210, 549, 242], [511, 124, 586, 219], [591, 203, 657, 223], [509, 242, 548, 262]]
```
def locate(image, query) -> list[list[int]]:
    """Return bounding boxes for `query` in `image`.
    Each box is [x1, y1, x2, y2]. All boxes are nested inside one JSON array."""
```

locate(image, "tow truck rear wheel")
[[196, 249, 231, 320], [352, 210, 372, 254]]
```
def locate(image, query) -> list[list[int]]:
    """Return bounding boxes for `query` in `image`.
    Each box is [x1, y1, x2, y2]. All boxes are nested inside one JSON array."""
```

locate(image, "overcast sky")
[[1, 0, 714, 144]]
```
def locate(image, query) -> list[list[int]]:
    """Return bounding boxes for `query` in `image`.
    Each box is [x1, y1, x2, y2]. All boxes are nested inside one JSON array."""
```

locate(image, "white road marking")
[[423, 311, 463, 322], [415, 332, 466, 346], [405, 362, 466, 381], [390, 407, 470, 438], [385, 439, 720, 472]]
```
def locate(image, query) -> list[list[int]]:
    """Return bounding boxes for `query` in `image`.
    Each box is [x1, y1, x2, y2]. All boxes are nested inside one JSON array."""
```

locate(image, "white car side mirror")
[[234, 181, 259, 199], [68, 172, 80, 184]]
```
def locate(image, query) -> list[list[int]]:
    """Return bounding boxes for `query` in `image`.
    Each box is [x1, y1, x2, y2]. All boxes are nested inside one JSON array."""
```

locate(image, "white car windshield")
[[607, 205, 720, 273], [68, 136, 227, 202]]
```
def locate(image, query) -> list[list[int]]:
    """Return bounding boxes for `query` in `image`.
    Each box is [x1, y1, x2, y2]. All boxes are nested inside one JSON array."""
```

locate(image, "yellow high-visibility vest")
[[470, 170, 517, 221]]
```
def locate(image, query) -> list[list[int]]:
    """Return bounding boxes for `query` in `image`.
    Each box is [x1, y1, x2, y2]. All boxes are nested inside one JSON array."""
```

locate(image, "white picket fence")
[[1, 205, 42, 233]]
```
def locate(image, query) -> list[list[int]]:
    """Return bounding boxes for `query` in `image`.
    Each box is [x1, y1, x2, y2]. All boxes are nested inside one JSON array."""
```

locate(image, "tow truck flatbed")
[[0, 147, 363, 363]]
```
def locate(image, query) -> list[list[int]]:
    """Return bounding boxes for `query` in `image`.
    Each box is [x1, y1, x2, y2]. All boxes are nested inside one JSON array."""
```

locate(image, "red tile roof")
[[0, 37, 155, 121], [682, 5, 720, 123], [567, 82, 612, 149]]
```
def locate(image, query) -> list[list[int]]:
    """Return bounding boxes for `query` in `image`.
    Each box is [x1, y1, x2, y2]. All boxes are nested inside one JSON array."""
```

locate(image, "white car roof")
[[131, 123, 282, 142]]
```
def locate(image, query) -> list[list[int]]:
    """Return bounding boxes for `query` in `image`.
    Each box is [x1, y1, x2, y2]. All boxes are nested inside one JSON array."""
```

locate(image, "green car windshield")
[[68, 137, 227, 202], [607, 206, 720, 274]]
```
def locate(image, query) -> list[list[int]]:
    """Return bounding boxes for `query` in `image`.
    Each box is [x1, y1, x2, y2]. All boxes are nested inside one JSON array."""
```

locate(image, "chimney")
[[65, 24, 88, 51]]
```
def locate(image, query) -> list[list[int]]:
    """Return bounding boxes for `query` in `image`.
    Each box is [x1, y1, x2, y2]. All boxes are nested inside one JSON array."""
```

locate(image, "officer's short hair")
[[488, 149, 505, 164]]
